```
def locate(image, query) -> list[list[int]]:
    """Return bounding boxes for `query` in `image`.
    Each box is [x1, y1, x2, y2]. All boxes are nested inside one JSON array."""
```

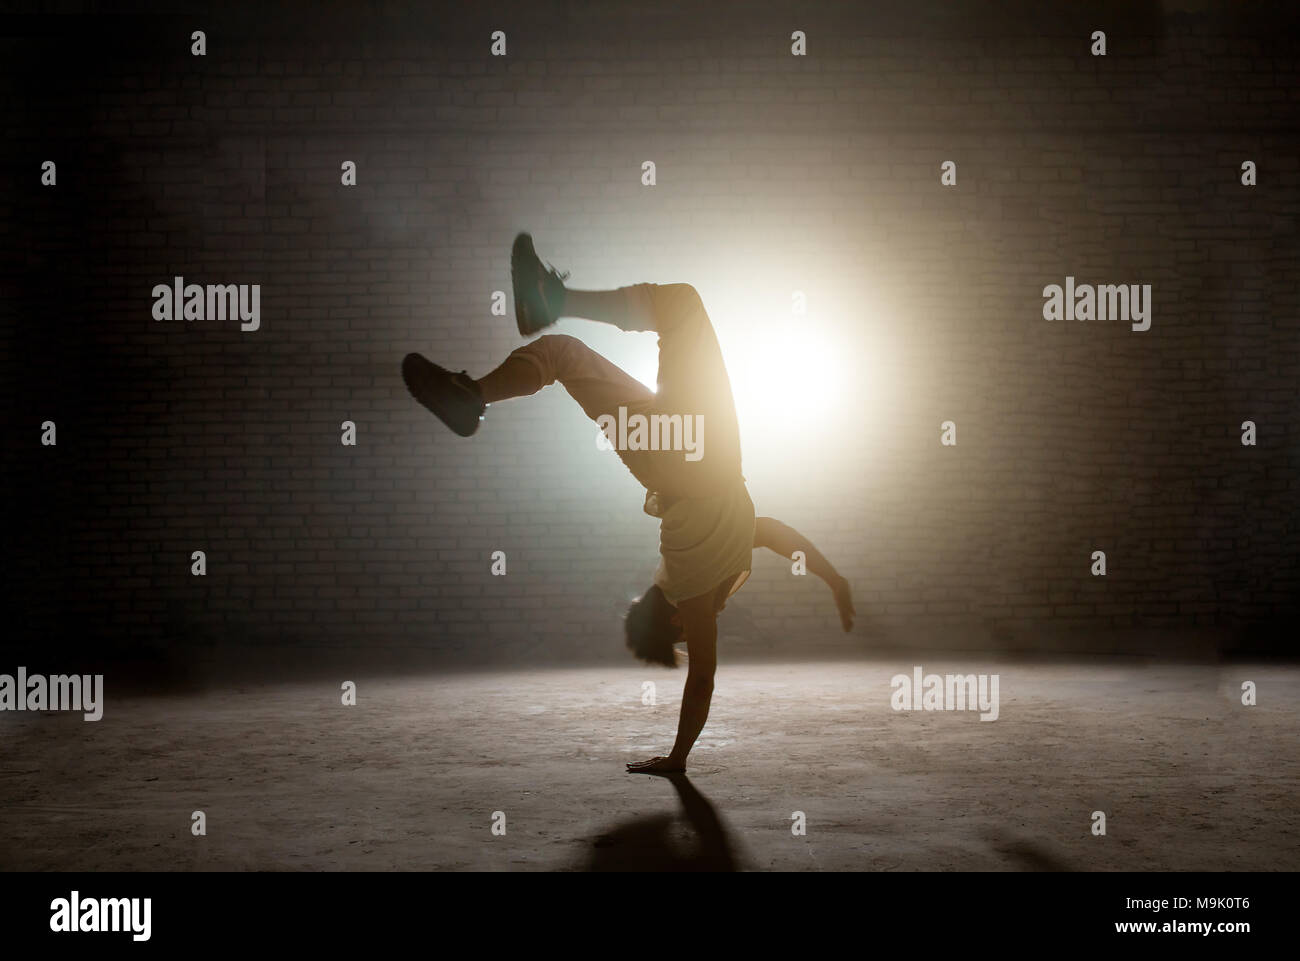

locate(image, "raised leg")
[[475, 353, 545, 404], [561, 287, 658, 333], [474, 334, 669, 493], [474, 333, 653, 415]]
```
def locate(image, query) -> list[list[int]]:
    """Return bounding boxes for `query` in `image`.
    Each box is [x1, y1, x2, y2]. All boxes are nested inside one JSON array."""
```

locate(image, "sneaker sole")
[[401, 353, 480, 437], [511, 232, 551, 337]]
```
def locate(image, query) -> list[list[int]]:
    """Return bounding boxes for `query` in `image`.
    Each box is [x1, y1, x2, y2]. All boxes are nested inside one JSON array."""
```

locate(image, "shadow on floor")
[[986, 836, 1072, 871], [584, 772, 741, 871]]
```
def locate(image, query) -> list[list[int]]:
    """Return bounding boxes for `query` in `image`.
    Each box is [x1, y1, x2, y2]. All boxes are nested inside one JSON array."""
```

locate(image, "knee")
[[535, 333, 582, 362], [664, 283, 704, 316], [677, 283, 701, 302], [524, 333, 584, 379], [536, 333, 580, 350]]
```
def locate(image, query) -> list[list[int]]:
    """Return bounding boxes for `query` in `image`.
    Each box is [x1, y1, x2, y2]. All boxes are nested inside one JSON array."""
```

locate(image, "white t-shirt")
[[651, 480, 756, 606]]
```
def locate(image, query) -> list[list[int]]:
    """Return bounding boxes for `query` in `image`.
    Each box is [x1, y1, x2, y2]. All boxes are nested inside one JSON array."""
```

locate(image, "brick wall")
[[3, 0, 1298, 672]]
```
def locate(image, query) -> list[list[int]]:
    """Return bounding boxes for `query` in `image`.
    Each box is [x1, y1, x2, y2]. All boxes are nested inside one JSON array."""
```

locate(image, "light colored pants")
[[508, 283, 743, 500]]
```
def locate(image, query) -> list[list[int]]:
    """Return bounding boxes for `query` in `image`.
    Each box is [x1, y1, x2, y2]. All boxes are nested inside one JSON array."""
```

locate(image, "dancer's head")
[[625, 584, 683, 667]]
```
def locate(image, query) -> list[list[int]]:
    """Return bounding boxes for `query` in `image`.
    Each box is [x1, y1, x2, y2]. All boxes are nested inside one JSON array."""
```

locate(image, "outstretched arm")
[[753, 516, 856, 631], [626, 592, 717, 774]]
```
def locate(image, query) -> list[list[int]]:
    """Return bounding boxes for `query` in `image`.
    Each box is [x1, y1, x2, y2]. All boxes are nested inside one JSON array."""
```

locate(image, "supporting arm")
[[626, 591, 717, 774], [667, 593, 718, 768]]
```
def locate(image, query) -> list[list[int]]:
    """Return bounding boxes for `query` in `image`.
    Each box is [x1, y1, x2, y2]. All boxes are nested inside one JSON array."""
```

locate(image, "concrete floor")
[[2, 658, 1297, 871]]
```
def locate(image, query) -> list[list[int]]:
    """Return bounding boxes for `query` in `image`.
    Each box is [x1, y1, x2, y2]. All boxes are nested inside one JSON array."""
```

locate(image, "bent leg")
[[562, 287, 658, 333], [476, 333, 652, 415], [562, 283, 705, 340], [475, 352, 546, 404], [560, 284, 726, 399], [474, 334, 675, 492], [474, 290, 653, 404], [493, 283, 743, 495], [553, 284, 742, 494]]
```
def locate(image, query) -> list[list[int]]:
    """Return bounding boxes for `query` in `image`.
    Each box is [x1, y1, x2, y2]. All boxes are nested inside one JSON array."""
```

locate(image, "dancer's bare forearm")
[[754, 516, 841, 583], [669, 671, 714, 765], [628, 594, 717, 774], [754, 516, 856, 631], [669, 595, 717, 764]]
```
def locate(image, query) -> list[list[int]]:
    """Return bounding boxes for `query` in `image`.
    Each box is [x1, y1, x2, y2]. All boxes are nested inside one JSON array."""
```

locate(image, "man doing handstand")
[[402, 234, 855, 772]]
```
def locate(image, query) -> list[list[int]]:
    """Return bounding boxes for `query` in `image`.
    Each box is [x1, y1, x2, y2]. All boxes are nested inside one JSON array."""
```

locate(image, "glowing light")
[[723, 320, 845, 433]]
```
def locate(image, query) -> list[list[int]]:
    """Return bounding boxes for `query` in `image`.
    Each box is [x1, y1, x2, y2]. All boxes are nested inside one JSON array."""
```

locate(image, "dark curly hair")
[[624, 584, 682, 667]]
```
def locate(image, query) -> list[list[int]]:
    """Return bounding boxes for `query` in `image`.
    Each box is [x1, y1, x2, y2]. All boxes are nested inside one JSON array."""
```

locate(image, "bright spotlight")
[[724, 321, 845, 434]]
